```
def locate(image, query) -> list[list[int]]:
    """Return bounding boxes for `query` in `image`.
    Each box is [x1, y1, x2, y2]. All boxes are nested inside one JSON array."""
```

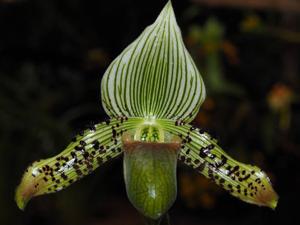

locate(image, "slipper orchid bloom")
[[16, 1, 278, 223]]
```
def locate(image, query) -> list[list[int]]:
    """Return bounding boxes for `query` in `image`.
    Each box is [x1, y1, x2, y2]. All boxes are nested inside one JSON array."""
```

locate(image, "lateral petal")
[[159, 119, 278, 209], [15, 117, 142, 210]]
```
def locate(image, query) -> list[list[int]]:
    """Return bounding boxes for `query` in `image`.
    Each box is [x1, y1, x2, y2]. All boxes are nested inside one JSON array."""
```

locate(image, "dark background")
[[0, 0, 299, 225]]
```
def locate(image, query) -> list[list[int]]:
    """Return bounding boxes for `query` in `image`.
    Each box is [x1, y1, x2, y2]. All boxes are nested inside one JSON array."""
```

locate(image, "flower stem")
[[144, 213, 171, 225], [161, 213, 171, 225]]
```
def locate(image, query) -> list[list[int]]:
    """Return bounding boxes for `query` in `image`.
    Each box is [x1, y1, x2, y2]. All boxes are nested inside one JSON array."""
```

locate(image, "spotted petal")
[[101, 1, 205, 123], [158, 119, 278, 209], [15, 117, 142, 210]]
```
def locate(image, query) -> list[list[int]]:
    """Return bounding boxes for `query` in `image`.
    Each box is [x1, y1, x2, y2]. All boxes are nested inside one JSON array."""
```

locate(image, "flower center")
[[134, 117, 164, 142]]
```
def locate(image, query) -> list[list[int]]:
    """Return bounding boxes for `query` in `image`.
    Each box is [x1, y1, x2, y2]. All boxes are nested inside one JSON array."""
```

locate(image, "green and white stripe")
[[101, 1, 205, 122]]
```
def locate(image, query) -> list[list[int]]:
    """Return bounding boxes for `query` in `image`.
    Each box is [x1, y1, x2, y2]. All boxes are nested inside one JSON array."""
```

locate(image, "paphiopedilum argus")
[[16, 1, 278, 224]]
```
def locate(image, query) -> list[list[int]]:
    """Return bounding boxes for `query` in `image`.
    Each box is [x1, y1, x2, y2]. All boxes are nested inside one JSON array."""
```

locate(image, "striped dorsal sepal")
[[101, 1, 206, 122]]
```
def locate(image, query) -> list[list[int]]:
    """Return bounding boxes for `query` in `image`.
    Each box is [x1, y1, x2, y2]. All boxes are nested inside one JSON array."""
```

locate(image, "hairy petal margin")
[[159, 119, 279, 209], [15, 117, 142, 210]]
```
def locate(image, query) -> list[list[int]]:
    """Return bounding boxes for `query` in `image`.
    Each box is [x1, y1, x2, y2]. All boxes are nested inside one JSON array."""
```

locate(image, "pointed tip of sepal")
[[269, 195, 279, 210], [156, 0, 175, 23], [15, 165, 39, 211], [237, 169, 279, 210], [165, 0, 174, 11], [255, 183, 279, 210], [15, 186, 29, 211], [253, 171, 279, 210]]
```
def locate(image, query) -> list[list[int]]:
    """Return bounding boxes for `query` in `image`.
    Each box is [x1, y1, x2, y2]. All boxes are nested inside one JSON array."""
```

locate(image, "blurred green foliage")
[[0, 0, 300, 225], [181, 4, 300, 213]]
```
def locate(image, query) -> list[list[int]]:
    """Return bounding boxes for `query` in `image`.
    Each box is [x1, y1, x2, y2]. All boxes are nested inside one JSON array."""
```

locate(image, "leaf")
[[101, 1, 205, 122], [158, 119, 278, 209], [15, 117, 142, 210]]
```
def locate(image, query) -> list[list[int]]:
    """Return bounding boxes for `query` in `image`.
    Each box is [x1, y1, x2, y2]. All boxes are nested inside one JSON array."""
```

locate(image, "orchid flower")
[[16, 1, 278, 223]]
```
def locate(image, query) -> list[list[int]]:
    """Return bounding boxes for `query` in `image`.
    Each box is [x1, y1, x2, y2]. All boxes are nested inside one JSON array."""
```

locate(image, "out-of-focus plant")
[[15, 2, 278, 225], [184, 17, 251, 207], [186, 18, 244, 96], [240, 14, 300, 44], [240, 14, 263, 33], [267, 83, 294, 130], [0, 59, 109, 224], [180, 172, 222, 209], [0, 0, 23, 4], [260, 83, 296, 152], [84, 48, 110, 70]]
